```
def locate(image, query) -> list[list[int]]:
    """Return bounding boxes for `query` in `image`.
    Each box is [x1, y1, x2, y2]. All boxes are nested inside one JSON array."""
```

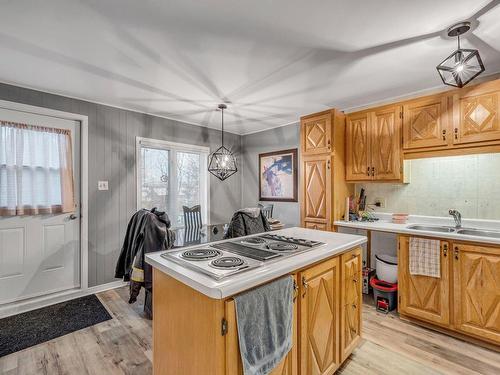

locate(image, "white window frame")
[[136, 136, 210, 228]]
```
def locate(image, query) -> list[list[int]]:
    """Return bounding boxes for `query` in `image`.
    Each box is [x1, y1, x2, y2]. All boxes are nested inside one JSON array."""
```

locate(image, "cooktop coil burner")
[[210, 257, 245, 269], [181, 248, 222, 261], [267, 243, 299, 252], [240, 237, 267, 245]]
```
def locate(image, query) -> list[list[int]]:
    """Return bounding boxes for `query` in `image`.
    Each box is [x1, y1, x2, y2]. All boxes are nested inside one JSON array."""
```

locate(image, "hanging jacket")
[[115, 208, 176, 303], [224, 208, 271, 239]]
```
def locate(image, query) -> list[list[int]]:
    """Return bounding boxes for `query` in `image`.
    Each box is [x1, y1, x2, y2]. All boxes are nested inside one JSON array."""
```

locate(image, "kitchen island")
[[146, 227, 367, 375]]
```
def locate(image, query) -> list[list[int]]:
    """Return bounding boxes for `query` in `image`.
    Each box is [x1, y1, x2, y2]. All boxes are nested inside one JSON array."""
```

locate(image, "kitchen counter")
[[146, 227, 367, 299], [334, 213, 500, 246]]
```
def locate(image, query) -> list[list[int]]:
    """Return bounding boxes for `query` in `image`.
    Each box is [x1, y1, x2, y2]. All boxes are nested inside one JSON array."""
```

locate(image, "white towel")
[[409, 237, 441, 278]]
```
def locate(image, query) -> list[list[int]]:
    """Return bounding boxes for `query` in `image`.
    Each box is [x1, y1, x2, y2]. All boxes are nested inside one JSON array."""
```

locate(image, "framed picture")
[[259, 148, 298, 202]]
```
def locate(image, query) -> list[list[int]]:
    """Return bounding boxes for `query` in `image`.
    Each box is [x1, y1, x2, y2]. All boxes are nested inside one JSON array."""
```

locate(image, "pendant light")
[[436, 22, 485, 88], [208, 104, 237, 181]]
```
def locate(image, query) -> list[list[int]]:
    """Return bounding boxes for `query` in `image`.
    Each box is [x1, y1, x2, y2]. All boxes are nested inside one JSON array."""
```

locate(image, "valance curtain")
[[0, 121, 75, 216]]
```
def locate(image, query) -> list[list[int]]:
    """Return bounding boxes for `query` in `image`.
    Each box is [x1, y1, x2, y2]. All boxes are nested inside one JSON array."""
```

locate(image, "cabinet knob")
[[366, 167, 370, 176], [454, 246, 459, 260], [371, 167, 375, 177], [327, 139, 331, 150], [454, 128, 458, 140], [442, 129, 446, 141], [443, 244, 448, 257]]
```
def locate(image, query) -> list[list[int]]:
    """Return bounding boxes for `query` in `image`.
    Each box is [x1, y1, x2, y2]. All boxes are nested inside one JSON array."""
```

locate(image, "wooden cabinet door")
[[301, 113, 332, 155], [370, 106, 402, 180], [403, 95, 449, 149], [340, 248, 362, 361], [398, 236, 451, 326], [301, 154, 331, 228], [454, 92, 500, 144], [346, 112, 371, 181], [300, 258, 340, 375], [225, 275, 298, 375], [453, 243, 500, 344]]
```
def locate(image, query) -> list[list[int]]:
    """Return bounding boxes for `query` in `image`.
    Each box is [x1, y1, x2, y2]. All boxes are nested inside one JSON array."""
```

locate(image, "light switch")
[[98, 180, 109, 191]]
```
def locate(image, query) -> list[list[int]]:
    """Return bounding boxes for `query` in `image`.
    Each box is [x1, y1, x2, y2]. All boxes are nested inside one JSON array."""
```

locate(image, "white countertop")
[[145, 227, 367, 299], [334, 213, 500, 246]]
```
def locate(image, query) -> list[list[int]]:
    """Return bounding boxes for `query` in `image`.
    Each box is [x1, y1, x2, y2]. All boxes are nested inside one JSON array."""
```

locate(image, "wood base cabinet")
[[340, 248, 362, 361], [398, 236, 500, 347], [398, 237, 451, 327], [453, 243, 500, 344], [152, 247, 363, 375], [225, 276, 298, 375], [299, 258, 340, 375]]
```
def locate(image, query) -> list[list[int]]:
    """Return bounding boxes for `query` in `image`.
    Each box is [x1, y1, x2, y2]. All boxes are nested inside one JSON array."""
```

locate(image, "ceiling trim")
[[0, 79, 241, 136], [240, 119, 300, 136]]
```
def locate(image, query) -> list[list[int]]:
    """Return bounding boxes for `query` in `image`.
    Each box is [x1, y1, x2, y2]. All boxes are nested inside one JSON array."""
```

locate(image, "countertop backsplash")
[[356, 153, 500, 220]]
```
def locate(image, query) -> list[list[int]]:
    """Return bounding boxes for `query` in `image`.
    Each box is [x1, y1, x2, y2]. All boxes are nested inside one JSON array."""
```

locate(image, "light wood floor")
[[1, 287, 499, 375]]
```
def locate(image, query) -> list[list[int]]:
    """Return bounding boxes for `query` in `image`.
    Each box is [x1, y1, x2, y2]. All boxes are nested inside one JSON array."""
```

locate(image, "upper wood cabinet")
[[403, 95, 449, 150], [345, 112, 370, 181], [301, 112, 332, 155], [453, 243, 500, 345], [299, 257, 340, 375], [346, 105, 402, 182], [398, 237, 451, 327], [453, 90, 500, 145]]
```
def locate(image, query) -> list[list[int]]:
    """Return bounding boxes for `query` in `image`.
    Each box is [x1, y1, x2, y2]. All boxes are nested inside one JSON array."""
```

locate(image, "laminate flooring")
[[1, 288, 498, 375]]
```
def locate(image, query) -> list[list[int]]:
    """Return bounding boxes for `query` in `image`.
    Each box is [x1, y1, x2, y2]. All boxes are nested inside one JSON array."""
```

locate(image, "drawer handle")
[[454, 246, 459, 260], [366, 167, 370, 176], [454, 128, 458, 140], [443, 243, 448, 257], [293, 280, 299, 302], [327, 139, 331, 150], [442, 129, 446, 141], [371, 167, 375, 176], [302, 277, 308, 298]]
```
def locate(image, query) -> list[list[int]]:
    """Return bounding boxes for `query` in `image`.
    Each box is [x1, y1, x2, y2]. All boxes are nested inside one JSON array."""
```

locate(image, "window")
[[136, 137, 209, 227], [0, 121, 75, 216]]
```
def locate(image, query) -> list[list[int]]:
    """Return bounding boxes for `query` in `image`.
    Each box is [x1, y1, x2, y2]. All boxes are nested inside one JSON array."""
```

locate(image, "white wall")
[[356, 153, 500, 220]]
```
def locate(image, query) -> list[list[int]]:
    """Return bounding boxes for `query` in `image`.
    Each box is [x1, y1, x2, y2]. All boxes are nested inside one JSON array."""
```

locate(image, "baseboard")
[[0, 280, 127, 319]]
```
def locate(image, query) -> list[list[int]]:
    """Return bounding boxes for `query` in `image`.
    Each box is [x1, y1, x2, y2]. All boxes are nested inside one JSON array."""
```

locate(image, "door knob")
[[69, 214, 78, 220]]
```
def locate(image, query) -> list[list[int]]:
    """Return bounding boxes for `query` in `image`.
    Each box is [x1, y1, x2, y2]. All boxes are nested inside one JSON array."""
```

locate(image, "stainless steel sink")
[[407, 225, 456, 233], [456, 229, 500, 238]]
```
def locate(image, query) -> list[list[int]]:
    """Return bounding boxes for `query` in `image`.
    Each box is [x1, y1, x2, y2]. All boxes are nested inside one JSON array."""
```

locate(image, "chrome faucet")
[[449, 209, 462, 228]]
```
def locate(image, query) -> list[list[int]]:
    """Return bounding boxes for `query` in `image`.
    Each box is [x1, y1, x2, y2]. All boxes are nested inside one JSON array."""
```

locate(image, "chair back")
[[183, 205, 202, 227], [258, 203, 274, 219]]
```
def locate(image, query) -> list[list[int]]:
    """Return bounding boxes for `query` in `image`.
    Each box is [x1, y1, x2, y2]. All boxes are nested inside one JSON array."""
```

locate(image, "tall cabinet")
[[300, 110, 352, 230]]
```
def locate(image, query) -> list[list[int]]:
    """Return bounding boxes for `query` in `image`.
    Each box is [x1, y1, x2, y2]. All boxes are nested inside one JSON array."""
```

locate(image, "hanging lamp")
[[436, 22, 485, 88], [208, 104, 237, 181]]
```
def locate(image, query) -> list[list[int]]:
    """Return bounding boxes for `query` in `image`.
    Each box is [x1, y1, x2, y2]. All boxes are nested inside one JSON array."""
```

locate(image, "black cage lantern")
[[208, 104, 237, 181], [436, 22, 485, 88]]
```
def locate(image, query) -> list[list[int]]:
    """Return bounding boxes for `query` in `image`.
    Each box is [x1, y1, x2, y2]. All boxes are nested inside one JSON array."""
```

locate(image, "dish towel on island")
[[234, 276, 294, 375], [409, 237, 441, 278]]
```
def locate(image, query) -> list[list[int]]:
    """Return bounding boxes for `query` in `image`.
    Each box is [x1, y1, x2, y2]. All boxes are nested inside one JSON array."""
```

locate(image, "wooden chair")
[[258, 203, 273, 219], [183, 205, 202, 227]]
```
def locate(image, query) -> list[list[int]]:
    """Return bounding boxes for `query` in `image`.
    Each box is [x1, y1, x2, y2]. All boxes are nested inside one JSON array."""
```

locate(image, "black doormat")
[[0, 294, 112, 357]]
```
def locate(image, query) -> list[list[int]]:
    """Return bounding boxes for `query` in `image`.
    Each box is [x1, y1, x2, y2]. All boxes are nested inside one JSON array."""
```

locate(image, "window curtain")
[[0, 121, 75, 216]]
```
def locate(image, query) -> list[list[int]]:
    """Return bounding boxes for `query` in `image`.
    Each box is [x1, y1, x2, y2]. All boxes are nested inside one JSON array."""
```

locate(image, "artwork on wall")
[[259, 148, 298, 202]]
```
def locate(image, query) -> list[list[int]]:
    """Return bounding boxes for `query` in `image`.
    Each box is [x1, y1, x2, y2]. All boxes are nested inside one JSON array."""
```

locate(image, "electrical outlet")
[[98, 180, 109, 191], [374, 197, 386, 208]]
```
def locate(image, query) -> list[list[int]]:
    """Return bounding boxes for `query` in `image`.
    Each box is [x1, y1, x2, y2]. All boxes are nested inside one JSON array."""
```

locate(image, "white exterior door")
[[0, 108, 81, 304]]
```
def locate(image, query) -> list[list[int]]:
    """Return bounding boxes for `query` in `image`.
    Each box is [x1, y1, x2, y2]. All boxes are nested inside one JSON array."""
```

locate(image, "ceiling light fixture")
[[436, 21, 485, 88], [208, 104, 237, 181]]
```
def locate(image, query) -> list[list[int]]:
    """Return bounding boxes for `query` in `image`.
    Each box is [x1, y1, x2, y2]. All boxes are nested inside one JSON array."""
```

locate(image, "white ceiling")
[[1, 0, 500, 134]]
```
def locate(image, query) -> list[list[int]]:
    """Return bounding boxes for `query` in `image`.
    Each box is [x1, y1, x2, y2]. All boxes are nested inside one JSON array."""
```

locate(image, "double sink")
[[407, 224, 500, 239]]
